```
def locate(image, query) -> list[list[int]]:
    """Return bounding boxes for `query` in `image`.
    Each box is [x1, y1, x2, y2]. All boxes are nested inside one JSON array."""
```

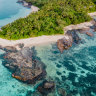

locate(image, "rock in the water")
[[23, 1, 29, 7], [57, 30, 81, 53], [57, 35, 73, 53], [12, 67, 46, 83], [86, 32, 94, 37], [68, 31, 81, 44], [58, 88, 67, 96], [4, 46, 17, 52], [4, 47, 46, 84], [37, 80, 55, 95], [17, 0, 23, 3]]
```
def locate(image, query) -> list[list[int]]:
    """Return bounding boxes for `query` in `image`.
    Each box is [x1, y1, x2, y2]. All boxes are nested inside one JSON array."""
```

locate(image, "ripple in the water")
[[35, 32, 96, 96]]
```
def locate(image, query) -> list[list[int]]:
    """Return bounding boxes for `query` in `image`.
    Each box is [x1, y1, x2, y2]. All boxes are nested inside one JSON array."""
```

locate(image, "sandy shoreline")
[[0, 12, 96, 49], [0, 35, 64, 48]]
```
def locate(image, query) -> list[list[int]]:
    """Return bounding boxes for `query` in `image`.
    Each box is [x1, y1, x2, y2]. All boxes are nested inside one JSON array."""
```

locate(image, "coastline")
[[0, 0, 39, 29], [0, 35, 64, 48], [0, 12, 96, 49], [64, 12, 96, 33]]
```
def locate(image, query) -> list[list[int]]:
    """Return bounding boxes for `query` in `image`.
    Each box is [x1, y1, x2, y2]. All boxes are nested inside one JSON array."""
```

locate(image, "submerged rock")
[[37, 80, 55, 95], [58, 88, 67, 96], [3, 47, 46, 84]]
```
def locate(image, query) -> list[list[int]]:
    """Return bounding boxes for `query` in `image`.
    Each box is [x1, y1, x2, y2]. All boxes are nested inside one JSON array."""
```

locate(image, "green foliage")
[[0, 0, 96, 40]]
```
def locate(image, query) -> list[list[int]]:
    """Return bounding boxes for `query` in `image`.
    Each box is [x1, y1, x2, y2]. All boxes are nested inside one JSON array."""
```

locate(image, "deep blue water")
[[0, 0, 31, 27]]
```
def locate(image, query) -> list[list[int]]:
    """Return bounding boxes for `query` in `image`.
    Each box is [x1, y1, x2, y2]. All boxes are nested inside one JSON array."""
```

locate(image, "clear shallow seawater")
[[0, 31, 96, 95], [35, 31, 96, 96], [0, 0, 31, 27], [0, 30, 96, 96], [0, 1, 96, 94], [0, 50, 36, 96]]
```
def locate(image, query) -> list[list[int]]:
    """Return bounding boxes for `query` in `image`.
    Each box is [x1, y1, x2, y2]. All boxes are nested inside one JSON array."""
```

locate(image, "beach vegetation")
[[0, 0, 96, 40]]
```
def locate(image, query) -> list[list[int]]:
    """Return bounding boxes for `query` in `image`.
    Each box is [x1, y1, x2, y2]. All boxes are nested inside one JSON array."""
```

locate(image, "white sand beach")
[[0, 12, 96, 49], [0, 35, 64, 48]]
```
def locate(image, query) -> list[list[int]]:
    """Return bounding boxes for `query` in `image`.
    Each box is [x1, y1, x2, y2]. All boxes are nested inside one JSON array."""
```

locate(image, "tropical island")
[[0, 0, 96, 96]]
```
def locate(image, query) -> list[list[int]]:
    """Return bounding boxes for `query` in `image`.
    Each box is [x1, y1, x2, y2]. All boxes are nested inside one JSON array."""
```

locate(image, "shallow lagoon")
[[0, 0, 31, 27]]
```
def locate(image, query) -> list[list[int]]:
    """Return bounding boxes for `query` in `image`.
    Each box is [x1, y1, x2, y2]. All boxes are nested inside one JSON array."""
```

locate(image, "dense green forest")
[[0, 0, 96, 40]]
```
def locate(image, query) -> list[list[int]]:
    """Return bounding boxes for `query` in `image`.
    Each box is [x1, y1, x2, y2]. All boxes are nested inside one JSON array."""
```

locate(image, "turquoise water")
[[0, 0, 96, 95], [0, 28, 96, 95], [0, 31, 96, 95], [0, 50, 36, 96], [0, 0, 31, 27], [35, 30, 96, 95]]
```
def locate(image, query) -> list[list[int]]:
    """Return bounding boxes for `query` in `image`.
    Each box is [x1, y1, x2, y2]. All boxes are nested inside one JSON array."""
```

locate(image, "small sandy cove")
[[0, 12, 96, 49]]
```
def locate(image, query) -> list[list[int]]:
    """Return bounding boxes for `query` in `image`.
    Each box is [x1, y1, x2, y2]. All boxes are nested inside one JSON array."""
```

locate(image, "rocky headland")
[[57, 19, 96, 53], [17, 0, 39, 12]]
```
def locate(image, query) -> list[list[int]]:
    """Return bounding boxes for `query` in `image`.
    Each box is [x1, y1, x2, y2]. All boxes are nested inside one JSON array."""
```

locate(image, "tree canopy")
[[0, 0, 96, 40]]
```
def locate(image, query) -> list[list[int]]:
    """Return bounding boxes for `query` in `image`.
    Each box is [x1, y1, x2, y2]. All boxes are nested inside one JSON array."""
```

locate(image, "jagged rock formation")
[[3, 47, 46, 84], [57, 30, 81, 53], [57, 35, 73, 53], [37, 80, 55, 95]]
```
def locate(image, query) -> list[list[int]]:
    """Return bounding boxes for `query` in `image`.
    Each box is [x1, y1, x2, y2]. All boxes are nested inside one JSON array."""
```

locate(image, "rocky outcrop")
[[17, 0, 23, 3], [0, 46, 17, 52], [17, 0, 36, 8], [66, 30, 81, 44], [57, 35, 73, 53], [86, 32, 94, 37], [37, 80, 55, 95], [17, 0, 32, 8], [4, 47, 46, 84], [57, 30, 81, 53]]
